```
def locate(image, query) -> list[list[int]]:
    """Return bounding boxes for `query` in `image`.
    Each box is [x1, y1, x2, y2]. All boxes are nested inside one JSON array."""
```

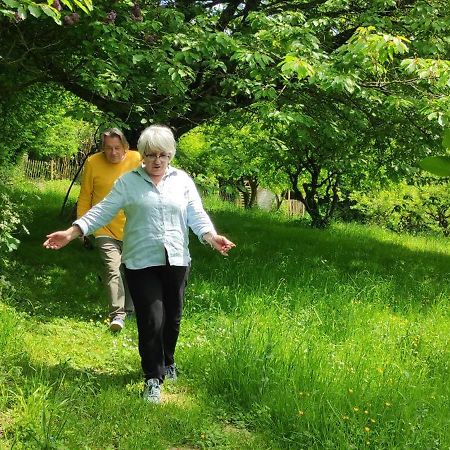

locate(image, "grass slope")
[[0, 179, 449, 449]]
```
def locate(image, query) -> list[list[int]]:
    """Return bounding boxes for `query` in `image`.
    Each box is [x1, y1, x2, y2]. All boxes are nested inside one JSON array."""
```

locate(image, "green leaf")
[[0, 9, 15, 17], [28, 4, 41, 17], [17, 5, 27, 19], [40, 4, 58, 19], [443, 129, 450, 150], [73, 0, 89, 14], [1, 0, 19, 7], [132, 54, 144, 64], [82, 0, 93, 11], [60, 0, 73, 11], [419, 156, 450, 177]]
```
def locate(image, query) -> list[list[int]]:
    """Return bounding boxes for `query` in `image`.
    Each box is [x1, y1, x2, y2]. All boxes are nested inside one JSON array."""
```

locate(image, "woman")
[[43, 125, 235, 403]]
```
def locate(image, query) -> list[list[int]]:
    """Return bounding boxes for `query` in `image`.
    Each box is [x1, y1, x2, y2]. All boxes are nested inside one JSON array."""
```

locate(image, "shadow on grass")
[[6, 190, 107, 321], [6, 186, 450, 323], [21, 356, 142, 391], [190, 208, 450, 312]]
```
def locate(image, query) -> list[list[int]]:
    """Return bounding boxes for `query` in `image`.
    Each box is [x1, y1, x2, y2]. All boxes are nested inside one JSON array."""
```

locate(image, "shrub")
[[351, 181, 450, 236], [0, 166, 31, 268]]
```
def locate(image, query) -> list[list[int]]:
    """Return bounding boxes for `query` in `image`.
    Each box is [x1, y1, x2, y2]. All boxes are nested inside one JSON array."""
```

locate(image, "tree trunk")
[[288, 164, 341, 228], [248, 177, 259, 208]]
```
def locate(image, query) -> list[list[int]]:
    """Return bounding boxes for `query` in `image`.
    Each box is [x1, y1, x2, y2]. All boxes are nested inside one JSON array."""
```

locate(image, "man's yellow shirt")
[[77, 150, 142, 240]]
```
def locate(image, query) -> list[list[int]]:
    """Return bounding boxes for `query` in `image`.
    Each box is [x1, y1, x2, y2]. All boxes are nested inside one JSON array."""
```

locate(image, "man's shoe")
[[143, 378, 161, 404], [109, 318, 124, 332], [164, 363, 177, 381]]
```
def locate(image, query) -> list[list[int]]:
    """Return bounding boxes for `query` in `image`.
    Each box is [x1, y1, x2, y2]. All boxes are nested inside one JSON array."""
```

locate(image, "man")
[[77, 128, 141, 331]]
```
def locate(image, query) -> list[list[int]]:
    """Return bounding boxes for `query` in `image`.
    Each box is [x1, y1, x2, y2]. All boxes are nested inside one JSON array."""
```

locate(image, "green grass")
[[1, 179, 449, 449]]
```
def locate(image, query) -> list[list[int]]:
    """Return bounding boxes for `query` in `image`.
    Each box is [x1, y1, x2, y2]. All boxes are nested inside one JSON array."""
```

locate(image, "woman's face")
[[103, 136, 126, 164], [142, 150, 171, 179]]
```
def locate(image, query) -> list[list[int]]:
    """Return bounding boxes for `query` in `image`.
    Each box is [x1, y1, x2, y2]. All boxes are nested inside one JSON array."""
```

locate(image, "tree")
[[178, 115, 289, 208], [1, 0, 448, 145], [0, 83, 95, 163], [243, 9, 450, 226], [1, 0, 449, 227]]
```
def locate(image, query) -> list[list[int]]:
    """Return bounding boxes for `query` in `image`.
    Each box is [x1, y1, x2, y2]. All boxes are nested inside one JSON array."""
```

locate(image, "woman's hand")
[[204, 233, 236, 256], [43, 226, 82, 250]]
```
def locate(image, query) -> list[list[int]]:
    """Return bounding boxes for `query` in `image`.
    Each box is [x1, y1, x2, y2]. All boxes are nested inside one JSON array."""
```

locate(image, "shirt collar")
[[133, 165, 176, 183]]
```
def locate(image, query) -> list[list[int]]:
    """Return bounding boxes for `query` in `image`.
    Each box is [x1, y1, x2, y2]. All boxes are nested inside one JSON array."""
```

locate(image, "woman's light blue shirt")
[[74, 166, 216, 269]]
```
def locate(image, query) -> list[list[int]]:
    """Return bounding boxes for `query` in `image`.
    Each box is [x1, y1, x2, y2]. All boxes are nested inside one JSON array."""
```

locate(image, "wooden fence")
[[23, 155, 81, 180], [286, 199, 305, 217], [286, 191, 305, 217], [22, 157, 307, 217]]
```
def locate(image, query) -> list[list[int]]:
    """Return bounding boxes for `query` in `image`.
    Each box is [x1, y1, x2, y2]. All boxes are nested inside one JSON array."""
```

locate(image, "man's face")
[[103, 136, 126, 164]]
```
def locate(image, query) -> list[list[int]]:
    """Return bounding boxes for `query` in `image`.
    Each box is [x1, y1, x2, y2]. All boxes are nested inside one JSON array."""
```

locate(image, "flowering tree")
[[1, 0, 449, 226]]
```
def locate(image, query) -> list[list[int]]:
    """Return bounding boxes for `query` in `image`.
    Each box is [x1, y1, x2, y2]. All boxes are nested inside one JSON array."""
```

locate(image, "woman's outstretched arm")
[[43, 225, 82, 250]]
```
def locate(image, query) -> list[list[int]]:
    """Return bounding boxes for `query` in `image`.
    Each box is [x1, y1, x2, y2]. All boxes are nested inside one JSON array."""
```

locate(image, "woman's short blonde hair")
[[137, 125, 176, 159], [101, 128, 130, 150]]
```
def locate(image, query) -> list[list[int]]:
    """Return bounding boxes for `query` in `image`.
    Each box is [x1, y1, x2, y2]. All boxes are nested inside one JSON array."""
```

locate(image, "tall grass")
[[0, 178, 448, 449]]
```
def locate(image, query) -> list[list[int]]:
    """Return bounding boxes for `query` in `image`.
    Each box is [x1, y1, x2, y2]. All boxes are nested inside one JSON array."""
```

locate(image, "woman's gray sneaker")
[[164, 364, 177, 381], [143, 378, 161, 404]]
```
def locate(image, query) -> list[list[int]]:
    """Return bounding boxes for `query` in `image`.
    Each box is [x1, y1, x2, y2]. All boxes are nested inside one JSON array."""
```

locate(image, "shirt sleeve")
[[185, 175, 217, 242], [74, 176, 126, 236], [77, 157, 94, 218]]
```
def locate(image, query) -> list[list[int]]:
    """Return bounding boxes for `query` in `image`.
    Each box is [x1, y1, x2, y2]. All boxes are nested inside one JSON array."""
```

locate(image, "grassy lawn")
[[1, 179, 449, 449]]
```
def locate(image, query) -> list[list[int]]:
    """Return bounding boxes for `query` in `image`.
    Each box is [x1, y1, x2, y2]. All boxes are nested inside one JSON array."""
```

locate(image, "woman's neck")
[[151, 175, 164, 185]]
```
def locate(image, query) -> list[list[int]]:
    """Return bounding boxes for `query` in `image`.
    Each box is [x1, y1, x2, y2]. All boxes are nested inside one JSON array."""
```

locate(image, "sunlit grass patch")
[[24, 318, 140, 375], [1, 179, 449, 449]]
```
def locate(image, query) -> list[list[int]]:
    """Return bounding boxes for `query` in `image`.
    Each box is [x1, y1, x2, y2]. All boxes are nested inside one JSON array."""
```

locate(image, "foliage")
[[254, 10, 449, 225], [351, 179, 450, 236], [0, 167, 31, 266], [0, 1, 449, 142], [177, 128, 212, 178], [0, 1, 450, 227], [0, 192, 27, 253], [0, 83, 95, 163], [0, 0, 93, 24], [419, 128, 450, 176], [178, 118, 289, 208]]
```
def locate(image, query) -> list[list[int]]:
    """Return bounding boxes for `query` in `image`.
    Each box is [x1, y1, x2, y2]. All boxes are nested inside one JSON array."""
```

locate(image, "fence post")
[[50, 160, 54, 180], [22, 154, 28, 177]]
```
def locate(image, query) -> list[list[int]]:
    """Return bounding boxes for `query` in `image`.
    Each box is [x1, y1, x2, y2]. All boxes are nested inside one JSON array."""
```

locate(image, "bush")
[[351, 181, 450, 236], [0, 166, 32, 268]]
